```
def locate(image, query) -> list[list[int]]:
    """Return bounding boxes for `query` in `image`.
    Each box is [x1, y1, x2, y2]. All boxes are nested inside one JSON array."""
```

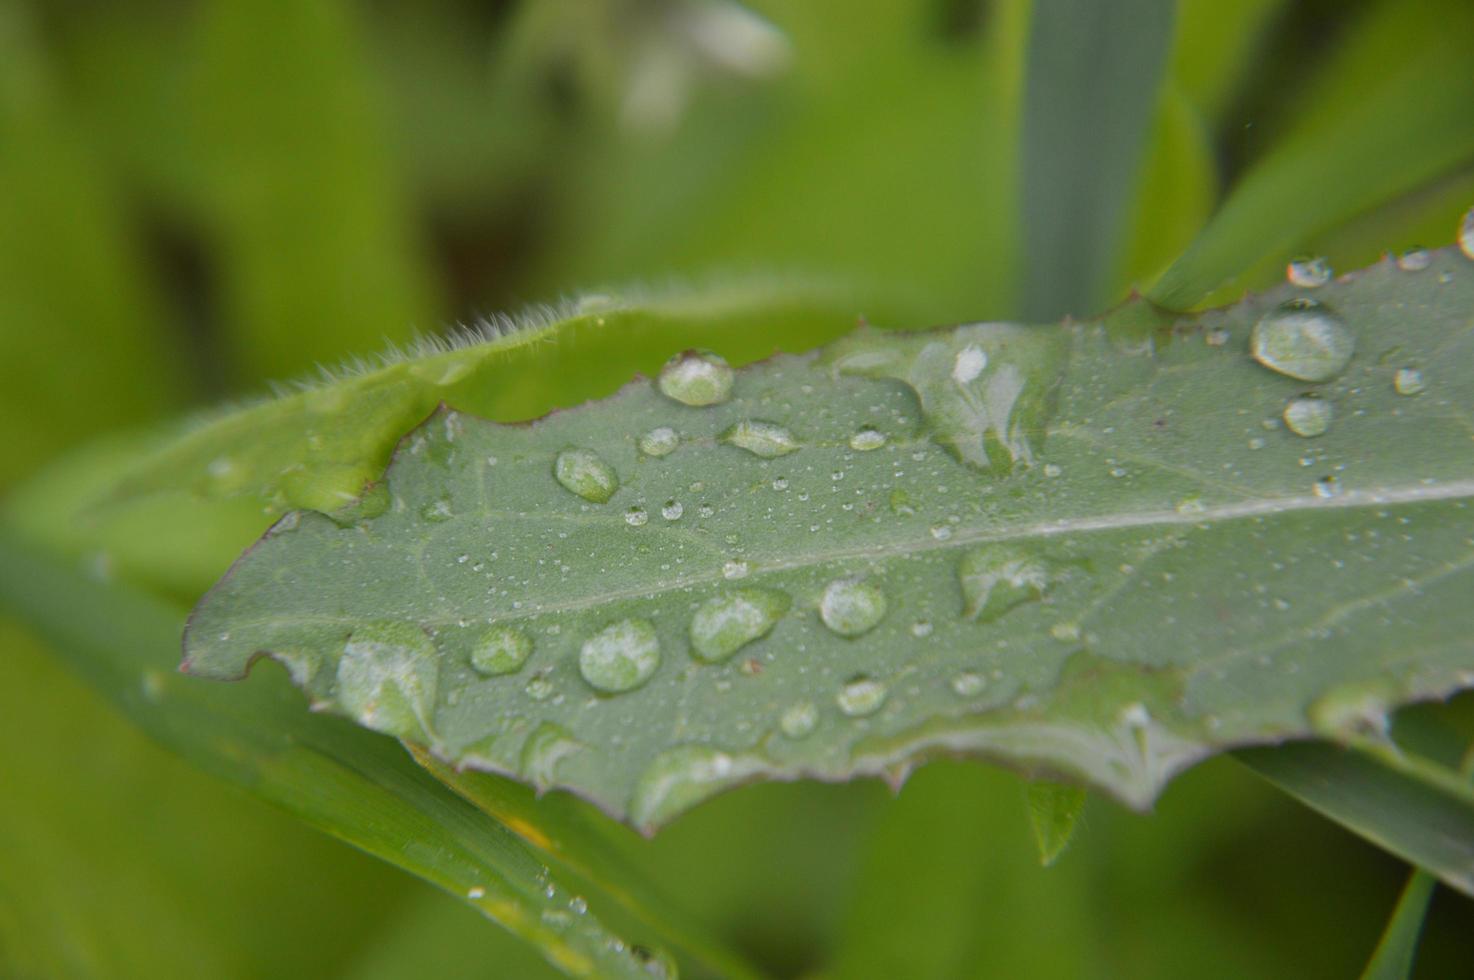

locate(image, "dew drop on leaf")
[[554, 448, 619, 503], [1313, 475, 1342, 499], [1393, 367, 1426, 396], [657, 351, 734, 406], [780, 700, 818, 738], [630, 745, 752, 831], [849, 426, 888, 451], [1286, 256, 1332, 288], [519, 721, 583, 789], [661, 499, 684, 521], [688, 588, 791, 663], [819, 577, 888, 636], [1282, 395, 1332, 438], [625, 506, 649, 527], [1396, 247, 1431, 272], [579, 619, 661, 692], [836, 675, 887, 716], [1250, 299, 1355, 382], [958, 547, 1050, 622], [525, 671, 556, 701], [336, 622, 438, 738], [470, 625, 533, 676], [722, 559, 750, 580], [721, 420, 801, 458], [951, 671, 986, 697], [639, 426, 679, 457]]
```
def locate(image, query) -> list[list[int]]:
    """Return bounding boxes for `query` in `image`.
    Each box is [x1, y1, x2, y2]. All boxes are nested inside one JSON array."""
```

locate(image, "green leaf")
[[1024, 782, 1087, 867], [1358, 871, 1436, 980], [185, 246, 1474, 832], [0, 529, 677, 979]]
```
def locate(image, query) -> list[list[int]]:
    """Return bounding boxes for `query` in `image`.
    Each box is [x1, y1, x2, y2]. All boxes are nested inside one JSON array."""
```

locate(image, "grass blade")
[[1358, 870, 1436, 980]]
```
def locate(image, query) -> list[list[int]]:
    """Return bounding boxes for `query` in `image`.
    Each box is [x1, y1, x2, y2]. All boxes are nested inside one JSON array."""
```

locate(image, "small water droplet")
[[520, 721, 582, 789], [337, 622, 438, 738], [689, 588, 790, 662], [722, 420, 800, 458], [625, 506, 649, 527], [471, 625, 533, 675], [661, 499, 684, 521], [952, 345, 987, 384], [1396, 247, 1431, 272], [1459, 205, 1474, 260], [849, 427, 887, 451], [554, 448, 619, 503], [722, 559, 750, 580], [657, 351, 734, 406], [1393, 367, 1426, 396], [525, 672, 555, 701], [1283, 395, 1332, 438], [780, 701, 818, 738], [1313, 475, 1341, 499], [910, 620, 933, 638], [819, 578, 888, 637], [579, 619, 661, 693], [929, 524, 953, 541], [958, 547, 1049, 623], [771, 477, 789, 491], [1250, 299, 1355, 382], [836, 675, 887, 716], [639, 426, 679, 457], [950, 671, 986, 697], [1286, 256, 1332, 288]]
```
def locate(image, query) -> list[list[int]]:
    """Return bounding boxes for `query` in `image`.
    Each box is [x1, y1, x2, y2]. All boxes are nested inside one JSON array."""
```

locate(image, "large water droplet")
[[471, 625, 533, 675], [689, 588, 791, 663], [1282, 395, 1332, 438], [579, 619, 661, 692], [1460, 205, 1474, 260], [520, 721, 583, 790], [657, 351, 734, 406], [837, 675, 887, 716], [721, 420, 800, 458], [554, 448, 619, 503], [630, 745, 757, 831], [1393, 367, 1426, 396], [819, 577, 887, 637], [780, 701, 818, 738], [958, 547, 1049, 622], [849, 426, 887, 451], [336, 621, 438, 738], [639, 426, 679, 457], [1250, 299, 1355, 382], [1286, 256, 1332, 288]]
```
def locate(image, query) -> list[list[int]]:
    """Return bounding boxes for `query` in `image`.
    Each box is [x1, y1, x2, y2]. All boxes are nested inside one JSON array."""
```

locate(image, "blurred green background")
[[2, 0, 1472, 976]]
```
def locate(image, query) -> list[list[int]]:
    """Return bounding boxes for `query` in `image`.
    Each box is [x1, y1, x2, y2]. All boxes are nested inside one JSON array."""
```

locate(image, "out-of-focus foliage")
[[2, 0, 1472, 977]]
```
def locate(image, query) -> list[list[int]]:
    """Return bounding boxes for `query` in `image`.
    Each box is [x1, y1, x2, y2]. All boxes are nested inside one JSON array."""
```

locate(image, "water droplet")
[[722, 559, 750, 580], [910, 620, 933, 638], [1282, 395, 1332, 438], [952, 344, 987, 384], [951, 671, 986, 697], [1313, 475, 1341, 499], [958, 547, 1049, 623], [849, 427, 888, 451], [722, 420, 800, 458], [1286, 256, 1332, 288], [625, 506, 649, 527], [1460, 205, 1474, 260], [780, 701, 818, 738], [639, 426, 679, 457], [520, 721, 582, 789], [1204, 326, 1230, 347], [689, 588, 791, 663], [819, 578, 888, 637], [1393, 367, 1426, 396], [1396, 247, 1431, 272], [837, 675, 887, 716], [554, 448, 619, 503], [771, 477, 789, 491], [1250, 299, 1355, 382], [661, 499, 684, 520], [336, 622, 438, 738], [470, 625, 533, 675], [579, 619, 661, 693], [525, 672, 555, 701], [657, 351, 734, 406], [929, 524, 953, 541], [630, 745, 756, 831]]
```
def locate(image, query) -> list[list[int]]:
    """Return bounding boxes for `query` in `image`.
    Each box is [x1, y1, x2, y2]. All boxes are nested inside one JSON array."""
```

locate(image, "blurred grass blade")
[[1019, 0, 1174, 319], [1024, 782, 1087, 867], [1358, 870, 1436, 980], [1149, 0, 1474, 309], [0, 527, 675, 979], [409, 748, 767, 980], [1234, 741, 1474, 897]]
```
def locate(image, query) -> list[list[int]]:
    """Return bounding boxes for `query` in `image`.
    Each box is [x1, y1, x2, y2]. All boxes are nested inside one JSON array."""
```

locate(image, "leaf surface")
[[186, 248, 1474, 831]]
